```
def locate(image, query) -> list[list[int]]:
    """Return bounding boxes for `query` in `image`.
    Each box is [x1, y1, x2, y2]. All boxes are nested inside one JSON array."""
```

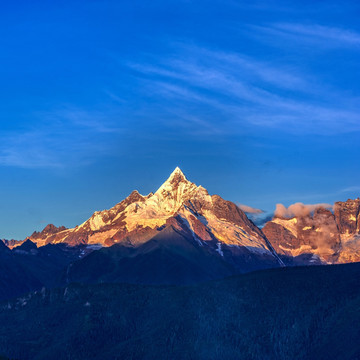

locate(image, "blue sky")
[[1, 0, 360, 238]]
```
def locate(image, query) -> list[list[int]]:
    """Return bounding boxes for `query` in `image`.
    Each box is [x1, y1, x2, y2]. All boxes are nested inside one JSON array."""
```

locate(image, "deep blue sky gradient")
[[1, 1, 360, 238]]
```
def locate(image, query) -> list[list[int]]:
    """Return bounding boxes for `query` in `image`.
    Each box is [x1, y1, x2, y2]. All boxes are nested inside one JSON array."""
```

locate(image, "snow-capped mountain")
[[262, 198, 360, 264], [28, 167, 283, 273]]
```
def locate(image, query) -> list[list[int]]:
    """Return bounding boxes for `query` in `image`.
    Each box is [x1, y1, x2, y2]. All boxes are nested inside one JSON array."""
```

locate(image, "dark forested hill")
[[0, 242, 86, 301], [1, 263, 360, 360]]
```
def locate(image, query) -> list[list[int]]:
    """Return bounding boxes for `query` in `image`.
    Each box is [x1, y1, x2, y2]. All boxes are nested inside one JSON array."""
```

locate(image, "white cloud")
[[275, 202, 333, 218], [238, 204, 264, 214]]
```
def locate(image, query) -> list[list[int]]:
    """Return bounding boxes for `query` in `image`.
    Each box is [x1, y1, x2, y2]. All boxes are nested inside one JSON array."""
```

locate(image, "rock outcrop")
[[263, 199, 360, 264]]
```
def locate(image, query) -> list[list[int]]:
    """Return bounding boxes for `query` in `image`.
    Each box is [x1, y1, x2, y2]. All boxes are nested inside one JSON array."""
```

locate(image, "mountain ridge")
[[4, 168, 360, 277]]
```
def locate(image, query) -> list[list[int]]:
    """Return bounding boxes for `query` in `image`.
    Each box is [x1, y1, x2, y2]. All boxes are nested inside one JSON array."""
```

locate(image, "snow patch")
[[178, 213, 204, 246], [216, 242, 224, 256], [272, 217, 298, 237], [309, 254, 320, 263]]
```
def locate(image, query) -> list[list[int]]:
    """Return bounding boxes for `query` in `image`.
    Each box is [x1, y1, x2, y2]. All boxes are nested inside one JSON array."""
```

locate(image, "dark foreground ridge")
[[1, 262, 360, 360]]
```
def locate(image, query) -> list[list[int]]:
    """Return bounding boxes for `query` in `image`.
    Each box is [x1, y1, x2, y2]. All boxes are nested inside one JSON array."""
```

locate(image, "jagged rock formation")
[[1, 239, 24, 249], [263, 199, 360, 264], [29, 224, 67, 244]]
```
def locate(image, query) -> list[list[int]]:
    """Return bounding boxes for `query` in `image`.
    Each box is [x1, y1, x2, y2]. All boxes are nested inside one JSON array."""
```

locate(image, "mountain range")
[[1, 167, 360, 297]]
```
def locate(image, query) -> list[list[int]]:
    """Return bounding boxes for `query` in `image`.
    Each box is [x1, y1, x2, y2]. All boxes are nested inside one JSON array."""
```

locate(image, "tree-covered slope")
[[1, 263, 360, 360]]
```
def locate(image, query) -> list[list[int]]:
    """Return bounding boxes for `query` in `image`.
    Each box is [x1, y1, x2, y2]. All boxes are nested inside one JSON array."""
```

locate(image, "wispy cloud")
[[272, 23, 360, 45], [0, 108, 123, 169], [127, 44, 360, 135], [250, 23, 360, 48], [339, 186, 360, 193], [238, 204, 264, 214], [237, 203, 272, 227], [41, 108, 123, 134], [251, 214, 274, 228]]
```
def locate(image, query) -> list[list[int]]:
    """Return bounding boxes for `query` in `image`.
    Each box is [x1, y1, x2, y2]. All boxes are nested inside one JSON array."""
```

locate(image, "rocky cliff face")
[[30, 224, 68, 243], [263, 199, 360, 264], [334, 198, 360, 234], [334, 198, 360, 263]]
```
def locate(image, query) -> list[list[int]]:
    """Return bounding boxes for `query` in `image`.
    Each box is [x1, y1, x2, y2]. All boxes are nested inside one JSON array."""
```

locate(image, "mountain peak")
[[168, 167, 186, 181], [156, 167, 192, 194], [17, 239, 37, 251]]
